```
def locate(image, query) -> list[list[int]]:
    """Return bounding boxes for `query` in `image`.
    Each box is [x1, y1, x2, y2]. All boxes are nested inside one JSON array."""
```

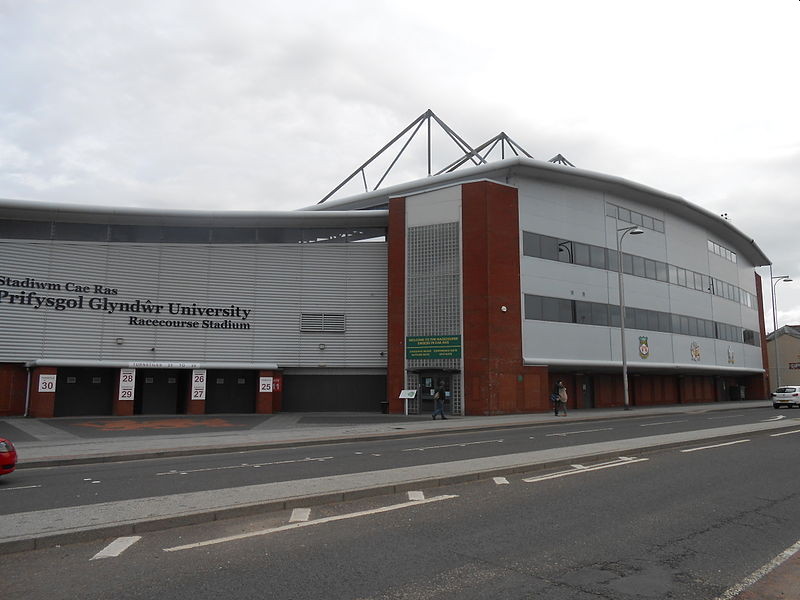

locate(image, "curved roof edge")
[[304, 157, 770, 267], [0, 197, 388, 228]]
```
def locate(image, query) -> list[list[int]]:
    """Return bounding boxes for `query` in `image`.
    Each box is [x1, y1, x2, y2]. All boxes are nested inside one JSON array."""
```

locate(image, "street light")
[[617, 225, 644, 410], [771, 274, 792, 388]]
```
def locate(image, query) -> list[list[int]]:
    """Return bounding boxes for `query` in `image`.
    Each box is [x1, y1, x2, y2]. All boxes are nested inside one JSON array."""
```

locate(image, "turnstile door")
[[205, 370, 256, 413], [137, 370, 183, 414]]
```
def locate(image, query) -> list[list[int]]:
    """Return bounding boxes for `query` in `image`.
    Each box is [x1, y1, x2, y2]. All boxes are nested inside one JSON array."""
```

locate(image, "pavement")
[[2, 400, 798, 575]]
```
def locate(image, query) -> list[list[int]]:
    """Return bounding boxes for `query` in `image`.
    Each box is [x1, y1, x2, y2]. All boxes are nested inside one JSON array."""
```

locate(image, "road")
[[4, 422, 800, 599], [0, 409, 790, 515]]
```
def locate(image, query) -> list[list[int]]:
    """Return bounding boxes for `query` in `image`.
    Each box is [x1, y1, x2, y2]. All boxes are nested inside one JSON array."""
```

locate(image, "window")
[[575, 301, 591, 324], [540, 235, 559, 260], [591, 303, 609, 326], [524, 295, 543, 320], [644, 259, 657, 280], [557, 240, 573, 263], [573, 242, 591, 266], [522, 232, 541, 257], [632, 256, 646, 277], [590, 245, 606, 269]]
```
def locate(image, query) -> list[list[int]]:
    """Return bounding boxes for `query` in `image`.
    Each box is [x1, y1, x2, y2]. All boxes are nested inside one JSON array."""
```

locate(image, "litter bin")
[[380, 400, 389, 414]]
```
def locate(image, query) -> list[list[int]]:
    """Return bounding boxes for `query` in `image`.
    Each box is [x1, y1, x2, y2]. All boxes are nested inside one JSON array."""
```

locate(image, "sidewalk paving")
[[1, 400, 797, 557]]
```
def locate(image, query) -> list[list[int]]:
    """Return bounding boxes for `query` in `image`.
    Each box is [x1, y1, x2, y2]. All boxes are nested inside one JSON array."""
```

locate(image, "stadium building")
[[0, 113, 771, 417]]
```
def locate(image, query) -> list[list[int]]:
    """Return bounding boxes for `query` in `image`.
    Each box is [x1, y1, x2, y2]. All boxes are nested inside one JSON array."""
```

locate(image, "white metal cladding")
[[0, 239, 387, 367]]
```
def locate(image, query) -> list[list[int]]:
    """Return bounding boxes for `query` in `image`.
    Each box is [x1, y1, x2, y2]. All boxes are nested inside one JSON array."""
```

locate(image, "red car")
[[0, 437, 17, 475]]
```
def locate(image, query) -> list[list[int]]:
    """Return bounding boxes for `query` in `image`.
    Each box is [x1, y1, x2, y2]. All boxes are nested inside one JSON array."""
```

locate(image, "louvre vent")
[[301, 313, 346, 332]]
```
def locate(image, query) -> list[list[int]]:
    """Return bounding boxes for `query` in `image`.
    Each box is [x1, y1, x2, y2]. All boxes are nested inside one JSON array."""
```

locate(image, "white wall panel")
[[0, 239, 387, 368]]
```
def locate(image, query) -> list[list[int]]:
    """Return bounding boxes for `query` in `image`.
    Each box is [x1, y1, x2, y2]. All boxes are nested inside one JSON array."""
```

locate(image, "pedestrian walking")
[[432, 381, 447, 420], [554, 380, 568, 416]]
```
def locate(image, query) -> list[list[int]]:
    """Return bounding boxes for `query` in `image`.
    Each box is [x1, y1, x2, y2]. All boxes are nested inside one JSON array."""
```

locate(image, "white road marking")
[[639, 419, 688, 427], [715, 538, 800, 600], [493, 477, 509, 485], [90, 536, 142, 560], [407, 491, 425, 501], [680, 439, 750, 453], [156, 456, 334, 476], [402, 439, 504, 452], [522, 457, 649, 482], [707, 414, 744, 420], [164, 494, 459, 552], [763, 415, 786, 422], [0, 484, 42, 492], [290, 508, 311, 522], [770, 429, 800, 437], [546, 428, 612, 437]]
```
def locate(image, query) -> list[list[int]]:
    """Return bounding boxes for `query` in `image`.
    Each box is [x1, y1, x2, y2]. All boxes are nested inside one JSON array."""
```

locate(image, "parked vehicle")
[[0, 437, 16, 475], [772, 386, 800, 409]]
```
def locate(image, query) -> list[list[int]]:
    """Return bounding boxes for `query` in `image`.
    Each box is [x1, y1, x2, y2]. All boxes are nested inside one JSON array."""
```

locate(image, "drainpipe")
[[24, 365, 32, 417]]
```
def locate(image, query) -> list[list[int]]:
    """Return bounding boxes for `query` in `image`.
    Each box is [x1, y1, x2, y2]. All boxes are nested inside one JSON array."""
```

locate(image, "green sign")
[[406, 335, 462, 359]]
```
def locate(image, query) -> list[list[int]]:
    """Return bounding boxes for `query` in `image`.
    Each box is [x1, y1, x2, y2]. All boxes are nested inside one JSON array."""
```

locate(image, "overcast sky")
[[1, 1, 798, 328]]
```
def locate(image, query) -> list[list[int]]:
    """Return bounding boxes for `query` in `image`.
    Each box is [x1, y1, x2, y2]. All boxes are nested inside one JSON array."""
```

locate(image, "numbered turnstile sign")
[[38, 374, 57, 393], [191, 369, 207, 400], [118, 368, 136, 401], [259, 377, 273, 393]]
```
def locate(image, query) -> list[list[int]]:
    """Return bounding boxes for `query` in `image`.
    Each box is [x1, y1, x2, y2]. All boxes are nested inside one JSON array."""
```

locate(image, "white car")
[[772, 386, 800, 409]]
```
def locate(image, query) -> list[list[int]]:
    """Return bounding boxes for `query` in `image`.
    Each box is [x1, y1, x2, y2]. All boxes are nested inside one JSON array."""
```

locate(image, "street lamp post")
[[771, 274, 792, 388], [617, 225, 644, 410]]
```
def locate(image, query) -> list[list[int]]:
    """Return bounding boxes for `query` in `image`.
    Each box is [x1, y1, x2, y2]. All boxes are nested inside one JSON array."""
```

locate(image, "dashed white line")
[[639, 420, 688, 427], [156, 456, 334, 476], [407, 491, 425, 501], [771, 429, 800, 437], [680, 439, 750, 453], [290, 508, 311, 522], [402, 439, 504, 452], [164, 494, 459, 552], [707, 414, 744, 420], [763, 415, 786, 422], [546, 428, 613, 437], [493, 477, 509, 485], [715, 538, 800, 600], [0, 484, 42, 492], [90, 536, 142, 560], [522, 457, 649, 482]]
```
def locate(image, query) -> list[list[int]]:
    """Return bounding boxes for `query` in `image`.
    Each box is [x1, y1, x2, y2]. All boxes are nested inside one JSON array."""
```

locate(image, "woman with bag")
[[554, 380, 568, 416]]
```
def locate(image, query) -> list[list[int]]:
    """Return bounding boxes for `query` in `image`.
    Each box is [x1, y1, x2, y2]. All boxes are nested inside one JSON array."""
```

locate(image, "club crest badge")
[[727, 346, 735, 364], [639, 336, 650, 359], [690, 342, 701, 362]]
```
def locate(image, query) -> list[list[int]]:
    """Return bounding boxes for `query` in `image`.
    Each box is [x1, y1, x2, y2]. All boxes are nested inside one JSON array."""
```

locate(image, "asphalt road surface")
[[0, 408, 790, 515], [5, 425, 800, 599]]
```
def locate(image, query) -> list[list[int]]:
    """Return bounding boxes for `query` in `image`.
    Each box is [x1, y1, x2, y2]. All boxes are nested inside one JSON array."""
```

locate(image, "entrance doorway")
[[205, 369, 257, 413], [135, 370, 186, 414], [54, 368, 115, 416], [576, 375, 594, 409], [416, 372, 452, 415]]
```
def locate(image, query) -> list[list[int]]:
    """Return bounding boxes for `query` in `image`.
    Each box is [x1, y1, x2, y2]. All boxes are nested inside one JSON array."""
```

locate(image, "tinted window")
[[632, 256, 645, 277], [574, 242, 591, 266], [522, 232, 541, 257], [590, 245, 606, 269], [575, 301, 591, 324], [591, 303, 609, 326], [557, 240, 573, 263], [162, 227, 210, 243], [0, 219, 52, 239], [53, 222, 108, 241], [110, 225, 162, 242], [540, 235, 559, 260], [524, 295, 542, 320]]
